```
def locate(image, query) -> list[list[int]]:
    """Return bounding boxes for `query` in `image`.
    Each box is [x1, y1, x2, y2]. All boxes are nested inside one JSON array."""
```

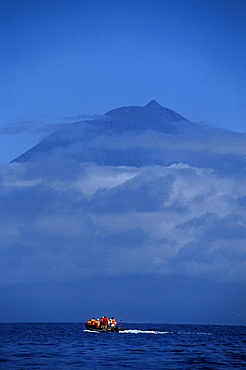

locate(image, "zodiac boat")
[[85, 318, 123, 332], [85, 323, 120, 332]]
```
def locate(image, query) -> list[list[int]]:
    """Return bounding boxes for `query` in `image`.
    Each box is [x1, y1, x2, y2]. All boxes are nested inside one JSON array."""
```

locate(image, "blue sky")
[[0, 1, 246, 325], [0, 0, 246, 163]]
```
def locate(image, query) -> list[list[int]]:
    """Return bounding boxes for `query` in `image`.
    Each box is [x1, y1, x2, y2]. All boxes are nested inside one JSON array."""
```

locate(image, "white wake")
[[119, 329, 169, 335]]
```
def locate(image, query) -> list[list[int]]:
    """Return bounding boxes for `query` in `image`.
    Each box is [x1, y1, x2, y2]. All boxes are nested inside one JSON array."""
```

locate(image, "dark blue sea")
[[0, 323, 245, 369]]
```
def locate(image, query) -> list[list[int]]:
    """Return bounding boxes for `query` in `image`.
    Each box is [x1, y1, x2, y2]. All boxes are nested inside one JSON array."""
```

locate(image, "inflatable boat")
[[85, 317, 124, 332], [85, 322, 121, 332]]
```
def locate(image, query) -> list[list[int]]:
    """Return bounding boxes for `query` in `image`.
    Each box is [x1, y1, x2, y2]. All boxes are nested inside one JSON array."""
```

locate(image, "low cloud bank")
[[1, 157, 246, 285]]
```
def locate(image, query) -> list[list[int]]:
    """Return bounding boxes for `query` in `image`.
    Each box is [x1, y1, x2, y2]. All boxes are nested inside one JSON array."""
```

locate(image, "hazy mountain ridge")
[[12, 100, 194, 163], [101, 100, 192, 133], [12, 101, 246, 173]]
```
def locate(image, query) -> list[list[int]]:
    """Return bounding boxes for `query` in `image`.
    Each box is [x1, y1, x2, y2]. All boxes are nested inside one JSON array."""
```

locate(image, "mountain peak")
[[145, 100, 162, 108], [12, 101, 195, 163]]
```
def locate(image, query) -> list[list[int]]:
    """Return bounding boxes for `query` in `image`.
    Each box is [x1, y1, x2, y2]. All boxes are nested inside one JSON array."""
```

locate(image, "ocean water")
[[0, 323, 245, 369]]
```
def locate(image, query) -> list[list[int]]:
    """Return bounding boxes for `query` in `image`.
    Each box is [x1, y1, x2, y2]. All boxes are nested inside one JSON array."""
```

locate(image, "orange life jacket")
[[111, 319, 117, 326]]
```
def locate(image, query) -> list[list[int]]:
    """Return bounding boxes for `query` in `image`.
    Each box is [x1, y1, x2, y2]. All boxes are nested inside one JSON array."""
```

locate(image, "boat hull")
[[85, 323, 121, 332]]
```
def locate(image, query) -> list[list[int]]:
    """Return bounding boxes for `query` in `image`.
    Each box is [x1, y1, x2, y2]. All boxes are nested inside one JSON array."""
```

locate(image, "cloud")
[[1, 156, 246, 286], [0, 113, 103, 139], [0, 120, 63, 137], [13, 117, 246, 176]]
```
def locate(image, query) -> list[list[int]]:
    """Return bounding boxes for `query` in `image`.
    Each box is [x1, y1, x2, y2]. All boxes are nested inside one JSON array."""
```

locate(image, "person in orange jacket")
[[110, 317, 117, 328], [94, 319, 100, 328], [90, 318, 97, 328]]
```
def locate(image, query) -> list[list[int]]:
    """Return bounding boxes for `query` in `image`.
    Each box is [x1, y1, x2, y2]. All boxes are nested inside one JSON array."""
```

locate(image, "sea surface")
[[0, 323, 245, 369]]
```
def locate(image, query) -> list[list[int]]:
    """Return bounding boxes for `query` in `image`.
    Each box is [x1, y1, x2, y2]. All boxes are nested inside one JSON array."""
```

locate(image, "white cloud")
[[1, 156, 246, 286], [72, 165, 138, 198]]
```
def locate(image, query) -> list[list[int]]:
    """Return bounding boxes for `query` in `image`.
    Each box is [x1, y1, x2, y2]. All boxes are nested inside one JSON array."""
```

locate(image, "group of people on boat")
[[86, 316, 118, 329]]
